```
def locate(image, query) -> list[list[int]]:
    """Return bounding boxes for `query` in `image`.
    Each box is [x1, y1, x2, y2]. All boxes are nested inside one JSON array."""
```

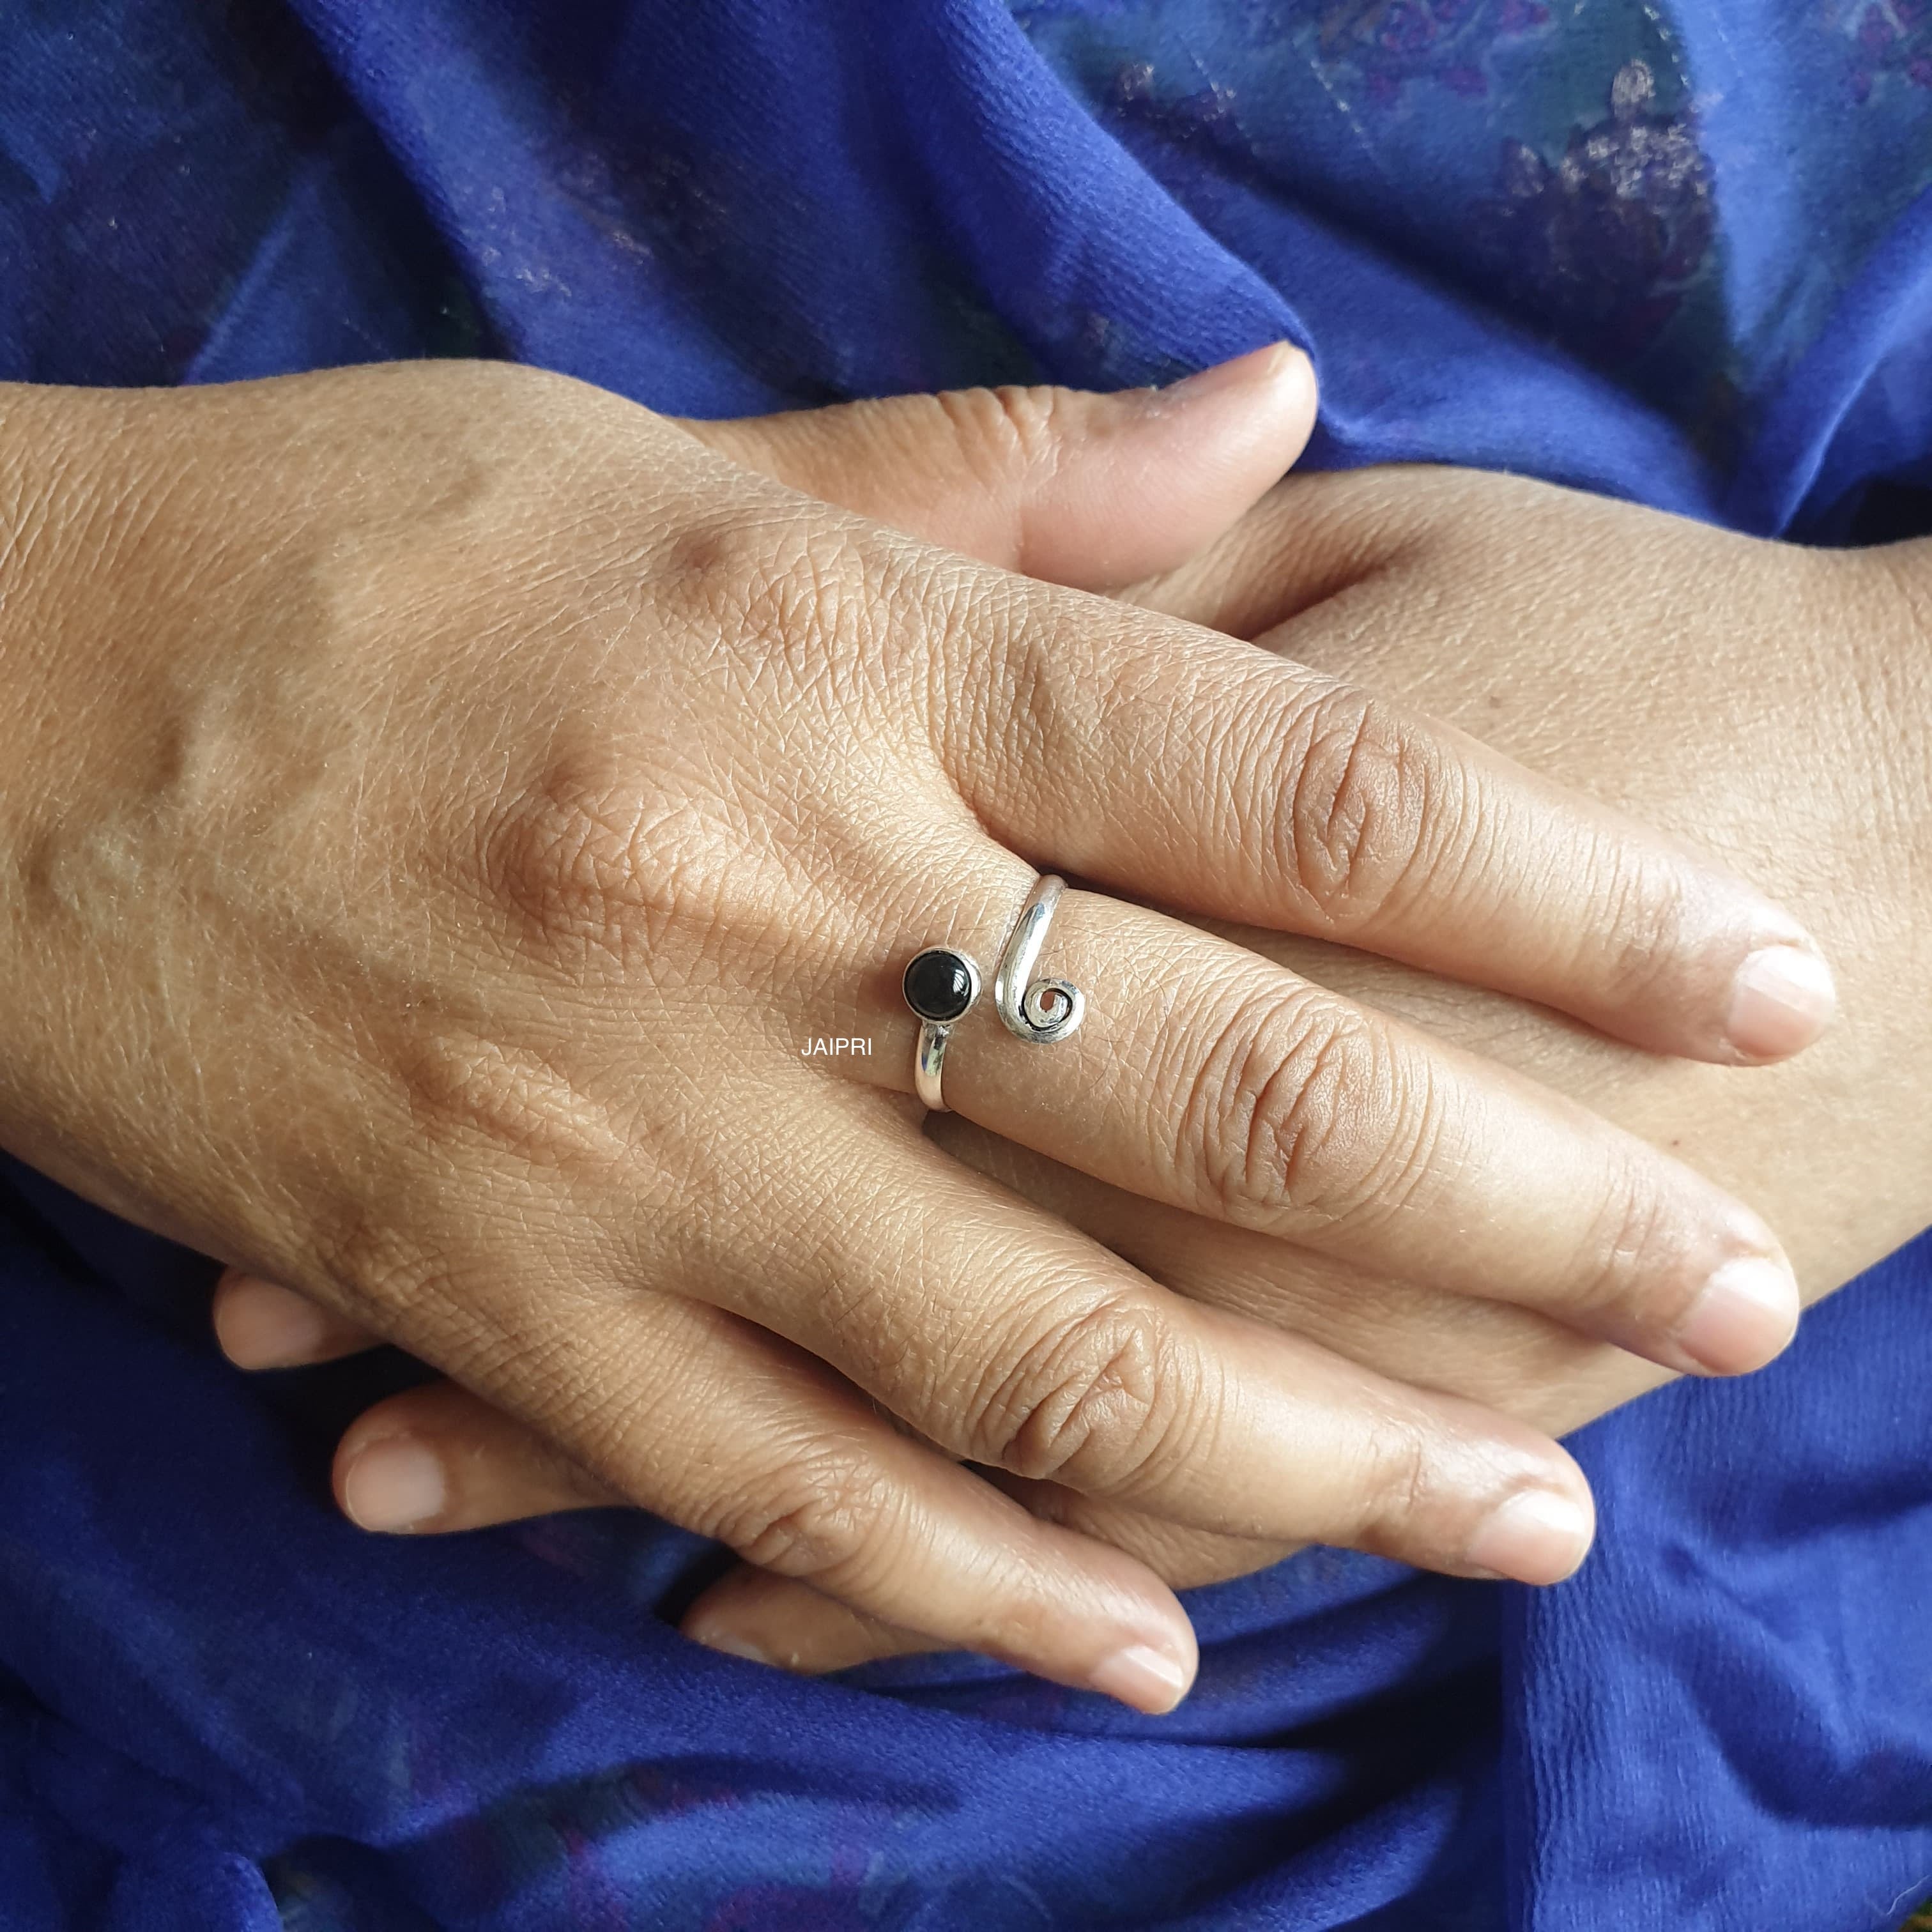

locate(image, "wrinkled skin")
[[185, 376, 1924, 1677], [730, 463, 1932, 1664], [0, 358, 1838, 1703]]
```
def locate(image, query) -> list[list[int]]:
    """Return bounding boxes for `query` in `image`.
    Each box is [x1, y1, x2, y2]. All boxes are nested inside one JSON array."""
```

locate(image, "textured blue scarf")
[[2, 4, 1930, 1926]]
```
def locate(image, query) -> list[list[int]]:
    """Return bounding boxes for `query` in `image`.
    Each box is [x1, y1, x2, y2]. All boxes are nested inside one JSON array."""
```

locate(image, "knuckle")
[[1570, 1143, 1682, 1326], [1183, 994, 1426, 1229], [1583, 839, 1692, 1008], [1347, 1407, 1436, 1553], [1276, 686, 1452, 930], [397, 1022, 641, 1179], [652, 507, 898, 705], [714, 1455, 898, 1588], [318, 1214, 459, 1339], [739, 523, 887, 684], [471, 744, 731, 971], [969, 1294, 1181, 1491]]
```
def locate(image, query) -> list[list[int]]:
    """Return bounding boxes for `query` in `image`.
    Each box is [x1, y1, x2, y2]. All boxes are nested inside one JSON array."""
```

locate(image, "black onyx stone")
[[903, 948, 977, 1023]]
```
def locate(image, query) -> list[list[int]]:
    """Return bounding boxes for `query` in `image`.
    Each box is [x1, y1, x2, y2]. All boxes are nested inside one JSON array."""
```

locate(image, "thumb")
[[673, 342, 1315, 592]]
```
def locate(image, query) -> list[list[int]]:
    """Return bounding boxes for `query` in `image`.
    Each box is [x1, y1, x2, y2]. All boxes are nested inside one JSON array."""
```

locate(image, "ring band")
[[902, 873, 1085, 1111]]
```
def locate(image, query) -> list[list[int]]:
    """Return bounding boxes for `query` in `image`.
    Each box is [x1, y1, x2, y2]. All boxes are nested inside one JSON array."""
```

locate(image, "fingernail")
[[342, 1438, 447, 1532], [1726, 946, 1837, 1059], [220, 1278, 334, 1368], [1146, 341, 1307, 410], [1671, 1254, 1800, 1375], [1087, 1642, 1191, 1714], [1461, 1489, 1592, 1585], [690, 1629, 775, 1668]]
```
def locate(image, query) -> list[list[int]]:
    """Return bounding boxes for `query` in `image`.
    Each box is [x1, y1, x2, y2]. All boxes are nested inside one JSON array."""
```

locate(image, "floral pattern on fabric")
[[1837, 0, 1932, 102], [1011, 0, 1932, 475], [1472, 59, 1712, 366], [1011, 0, 1728, 426]]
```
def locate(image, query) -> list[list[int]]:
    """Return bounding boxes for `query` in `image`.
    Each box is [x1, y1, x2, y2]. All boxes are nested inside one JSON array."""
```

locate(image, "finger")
[[676, 342, 1316, 591], [362, 1285, 1200, 1713], [881, 869, 1799, 1377], [315, 1355, 1270, 1680], [685, 1569, 943, 1675], [923, 1113, 1634, 1427], [334, 1379, 619, 1531], [686, 1483, 1300, 1678], [212, 1268, 383, 1368], [324, 1346, 1286, 1588], [687, 1091, 1597, 1584], [317, 1345, 1284, 1628], [924, 562, 1834, 1065]]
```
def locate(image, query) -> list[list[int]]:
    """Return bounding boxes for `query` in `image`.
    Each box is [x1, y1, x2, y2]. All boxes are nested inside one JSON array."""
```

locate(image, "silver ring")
[[901, 873, 1085, 1112]]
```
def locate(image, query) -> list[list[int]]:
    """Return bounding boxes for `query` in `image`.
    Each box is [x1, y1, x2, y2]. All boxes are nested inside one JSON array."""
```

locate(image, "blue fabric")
[[1, 3, 1930, 1926]]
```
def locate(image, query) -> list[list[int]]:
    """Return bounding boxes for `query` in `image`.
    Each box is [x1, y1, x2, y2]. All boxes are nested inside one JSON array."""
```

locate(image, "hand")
[[192, 395, 1855, 1676], [3, 355, 1817, 1707], [228, 460, 1922, 1675], [726, 462, 1932, 1663]]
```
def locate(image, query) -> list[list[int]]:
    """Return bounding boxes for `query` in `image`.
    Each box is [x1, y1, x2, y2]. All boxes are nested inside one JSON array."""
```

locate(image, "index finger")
[[930, 576, 1832, 1065]]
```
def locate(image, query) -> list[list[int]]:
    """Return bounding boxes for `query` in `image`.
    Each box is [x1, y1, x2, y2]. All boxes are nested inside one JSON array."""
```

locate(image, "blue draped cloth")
[[2, 3, 1930, 1926]]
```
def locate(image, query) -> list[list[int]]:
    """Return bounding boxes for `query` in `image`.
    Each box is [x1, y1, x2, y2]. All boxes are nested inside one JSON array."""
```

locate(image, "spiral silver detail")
[[994, 873, 1085, 1044]]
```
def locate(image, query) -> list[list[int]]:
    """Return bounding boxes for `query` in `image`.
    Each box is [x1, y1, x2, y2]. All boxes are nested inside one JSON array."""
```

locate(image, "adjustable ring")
[[902, 873, 1085, 1112]]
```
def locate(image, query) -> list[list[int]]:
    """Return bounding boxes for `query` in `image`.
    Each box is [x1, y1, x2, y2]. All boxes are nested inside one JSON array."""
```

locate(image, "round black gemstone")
[[903, 948, 977, 1023]]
